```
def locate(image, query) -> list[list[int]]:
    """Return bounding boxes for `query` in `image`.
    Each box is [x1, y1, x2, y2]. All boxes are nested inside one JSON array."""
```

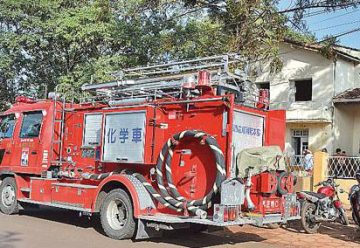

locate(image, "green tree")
[[0, 0, 358, 110]]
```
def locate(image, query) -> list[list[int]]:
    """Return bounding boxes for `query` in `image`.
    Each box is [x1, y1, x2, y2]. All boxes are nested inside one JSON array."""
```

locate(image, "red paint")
[[246, 171, 296, 215], [317, 186, 336, 198], [333, 200, 342, 209], [0, 92, 287, 217]]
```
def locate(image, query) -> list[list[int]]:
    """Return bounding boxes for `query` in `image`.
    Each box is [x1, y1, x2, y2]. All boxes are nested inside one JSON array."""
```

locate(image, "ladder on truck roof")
[[116, 54, 241, 78], [80, 54, 264, 108], [80, 54, 249, 101]]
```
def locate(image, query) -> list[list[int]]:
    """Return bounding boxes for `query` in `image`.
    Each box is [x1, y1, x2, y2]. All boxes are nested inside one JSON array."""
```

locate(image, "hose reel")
[[135, 130, 226, 218]]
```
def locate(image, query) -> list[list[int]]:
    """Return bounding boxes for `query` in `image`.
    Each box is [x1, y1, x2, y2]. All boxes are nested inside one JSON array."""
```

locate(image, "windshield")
[[20, 112, 43, 138], [0, 114, 16, 139]]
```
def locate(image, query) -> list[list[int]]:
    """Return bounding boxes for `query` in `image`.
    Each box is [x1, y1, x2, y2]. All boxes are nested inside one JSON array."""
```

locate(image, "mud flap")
[[135, 219, 163, 240]]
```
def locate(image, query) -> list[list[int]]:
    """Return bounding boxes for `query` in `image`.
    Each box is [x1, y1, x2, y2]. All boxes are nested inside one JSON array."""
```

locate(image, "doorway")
[[291, 129, 309, 155]]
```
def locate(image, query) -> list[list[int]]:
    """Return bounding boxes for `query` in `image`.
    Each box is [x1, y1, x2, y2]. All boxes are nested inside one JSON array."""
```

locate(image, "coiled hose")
[[135, 130, 226, 217], [82, 130, 226, 218]]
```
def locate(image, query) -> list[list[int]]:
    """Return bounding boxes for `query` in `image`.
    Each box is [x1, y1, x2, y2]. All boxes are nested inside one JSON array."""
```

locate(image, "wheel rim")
[[304, 204, 318, 229], [1, 185, 15, 207], [106, 198, 128, 230]]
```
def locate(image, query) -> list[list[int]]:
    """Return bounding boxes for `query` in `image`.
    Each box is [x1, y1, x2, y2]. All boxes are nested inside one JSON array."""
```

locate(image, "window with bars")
[[292, 129, 309, 137]]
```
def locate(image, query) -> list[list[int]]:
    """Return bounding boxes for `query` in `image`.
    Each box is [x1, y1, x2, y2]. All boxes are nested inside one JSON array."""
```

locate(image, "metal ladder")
[[50, 92, 66, 165], [80, 54, 247, 101], [115, 54, 241, 79]]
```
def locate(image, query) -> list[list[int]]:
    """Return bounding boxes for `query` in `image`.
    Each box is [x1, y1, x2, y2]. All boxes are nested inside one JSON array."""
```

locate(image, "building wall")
[[255, 43, 360, 155], [332, 104, 360, 155], [285, 123, 332, 153], [355, 63, 360, 88], [334, 59, 357, 95], [255, 43, 334, 122], [334, 178, 357, 205], [353, 110, 360, 155]]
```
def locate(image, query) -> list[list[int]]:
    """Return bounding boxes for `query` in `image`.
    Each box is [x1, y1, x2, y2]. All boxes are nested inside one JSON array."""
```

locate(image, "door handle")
[[31, 151, 37, 155]]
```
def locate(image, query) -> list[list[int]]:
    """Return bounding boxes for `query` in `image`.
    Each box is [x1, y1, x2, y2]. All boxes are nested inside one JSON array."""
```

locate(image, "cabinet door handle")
[[31, 151, 37, 155]]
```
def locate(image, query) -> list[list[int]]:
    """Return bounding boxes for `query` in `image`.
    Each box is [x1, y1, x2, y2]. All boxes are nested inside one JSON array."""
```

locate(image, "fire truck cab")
[[0, 55, 300, 240]]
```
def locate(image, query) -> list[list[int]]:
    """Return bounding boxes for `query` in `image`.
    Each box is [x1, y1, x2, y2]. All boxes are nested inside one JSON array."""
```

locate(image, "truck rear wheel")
[[0, 177, 19, 215], [100, 189, 136, 240]]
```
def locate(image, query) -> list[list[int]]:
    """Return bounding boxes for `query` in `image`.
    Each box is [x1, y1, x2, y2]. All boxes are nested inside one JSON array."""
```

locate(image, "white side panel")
[[103, 111, 146, 163], [232, 111, 264, 158]]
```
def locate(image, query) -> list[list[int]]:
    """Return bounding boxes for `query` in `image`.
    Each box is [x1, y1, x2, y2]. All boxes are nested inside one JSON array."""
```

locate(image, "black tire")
[[339, 207, 349, 225], [0, 177, 19, 215], [301, 201, 320, 234], [353, 211, 360, 226], [100, 189, 136, 240]]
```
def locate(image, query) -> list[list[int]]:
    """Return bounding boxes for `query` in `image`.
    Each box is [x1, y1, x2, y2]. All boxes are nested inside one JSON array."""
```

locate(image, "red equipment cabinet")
[[0, 55, 300, 240]]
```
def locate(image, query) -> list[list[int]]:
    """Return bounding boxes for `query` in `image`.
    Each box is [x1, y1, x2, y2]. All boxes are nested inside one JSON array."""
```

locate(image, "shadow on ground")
[[284, 219, 360, 245], [18, 207, 268, 248], [144, 228, 267, 248], [0, 231, 21, 248], [18, 206, 360, 247], [19, 207, 93, 229]]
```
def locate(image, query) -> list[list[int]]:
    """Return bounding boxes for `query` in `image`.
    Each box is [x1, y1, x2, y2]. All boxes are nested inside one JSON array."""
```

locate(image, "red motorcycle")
[[297, 178, 349, 233]]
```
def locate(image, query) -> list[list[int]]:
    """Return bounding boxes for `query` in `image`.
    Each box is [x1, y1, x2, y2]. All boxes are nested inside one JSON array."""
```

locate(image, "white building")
[[254, 40, 360, 156]]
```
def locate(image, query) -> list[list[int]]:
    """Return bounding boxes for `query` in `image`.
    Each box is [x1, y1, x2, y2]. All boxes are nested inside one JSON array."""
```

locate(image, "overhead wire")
[[278, 0, 360, 14], [315, 26, 360, 43], [312, 19, 360, 32], [313, 8, 360, 24]]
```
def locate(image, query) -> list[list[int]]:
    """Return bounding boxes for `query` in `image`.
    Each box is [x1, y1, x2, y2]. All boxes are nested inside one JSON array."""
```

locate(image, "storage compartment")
[[250, 194, 283, 214], [51, 183, 97, 209], [30, 179, 54, 202], [250, 172, 278, 194]]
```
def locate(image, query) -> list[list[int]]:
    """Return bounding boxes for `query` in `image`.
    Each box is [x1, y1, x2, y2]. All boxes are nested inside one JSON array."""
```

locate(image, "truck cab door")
[[0, 114, 16, 167], [12, 111, 44, 169]]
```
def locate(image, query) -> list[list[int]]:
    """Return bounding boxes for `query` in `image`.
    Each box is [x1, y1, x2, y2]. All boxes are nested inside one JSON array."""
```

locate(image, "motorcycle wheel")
[[338, 207, 349, 225], [353, 211, 360, 226], [301, 202, 321, 234]]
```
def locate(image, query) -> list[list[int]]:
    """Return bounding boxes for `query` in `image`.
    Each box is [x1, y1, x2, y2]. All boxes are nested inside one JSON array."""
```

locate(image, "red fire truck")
[[0, 55, 299, 240]]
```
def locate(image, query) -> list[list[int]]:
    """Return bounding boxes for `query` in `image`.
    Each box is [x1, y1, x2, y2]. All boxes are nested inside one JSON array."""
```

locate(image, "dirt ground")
[[0, 207, 359, 248]]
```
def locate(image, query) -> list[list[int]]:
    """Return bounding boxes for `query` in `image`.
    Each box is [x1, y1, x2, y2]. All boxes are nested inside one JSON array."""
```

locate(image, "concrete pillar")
[[313, 151, 328, 188]]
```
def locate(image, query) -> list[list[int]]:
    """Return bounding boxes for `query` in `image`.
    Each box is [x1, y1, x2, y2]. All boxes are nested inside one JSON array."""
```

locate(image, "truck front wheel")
[[100, 189, 136, 240], [0, 177, 19, 215]]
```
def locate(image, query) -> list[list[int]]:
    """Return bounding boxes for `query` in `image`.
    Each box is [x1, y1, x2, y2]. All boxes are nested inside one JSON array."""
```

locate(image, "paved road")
[[0, 207, 359, 248]]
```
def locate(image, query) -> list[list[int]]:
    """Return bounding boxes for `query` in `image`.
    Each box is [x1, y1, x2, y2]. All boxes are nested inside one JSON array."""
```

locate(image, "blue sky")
[[278, 1, 360, 49]]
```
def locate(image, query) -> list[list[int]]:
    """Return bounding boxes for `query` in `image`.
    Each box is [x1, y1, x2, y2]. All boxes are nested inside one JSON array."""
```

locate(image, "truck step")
[[18, 199, 91, 212]]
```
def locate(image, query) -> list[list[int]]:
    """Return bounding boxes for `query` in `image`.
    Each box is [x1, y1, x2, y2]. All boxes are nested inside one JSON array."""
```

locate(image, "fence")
[[286, 155, 313, 177], [327, 156, 360, 179]]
